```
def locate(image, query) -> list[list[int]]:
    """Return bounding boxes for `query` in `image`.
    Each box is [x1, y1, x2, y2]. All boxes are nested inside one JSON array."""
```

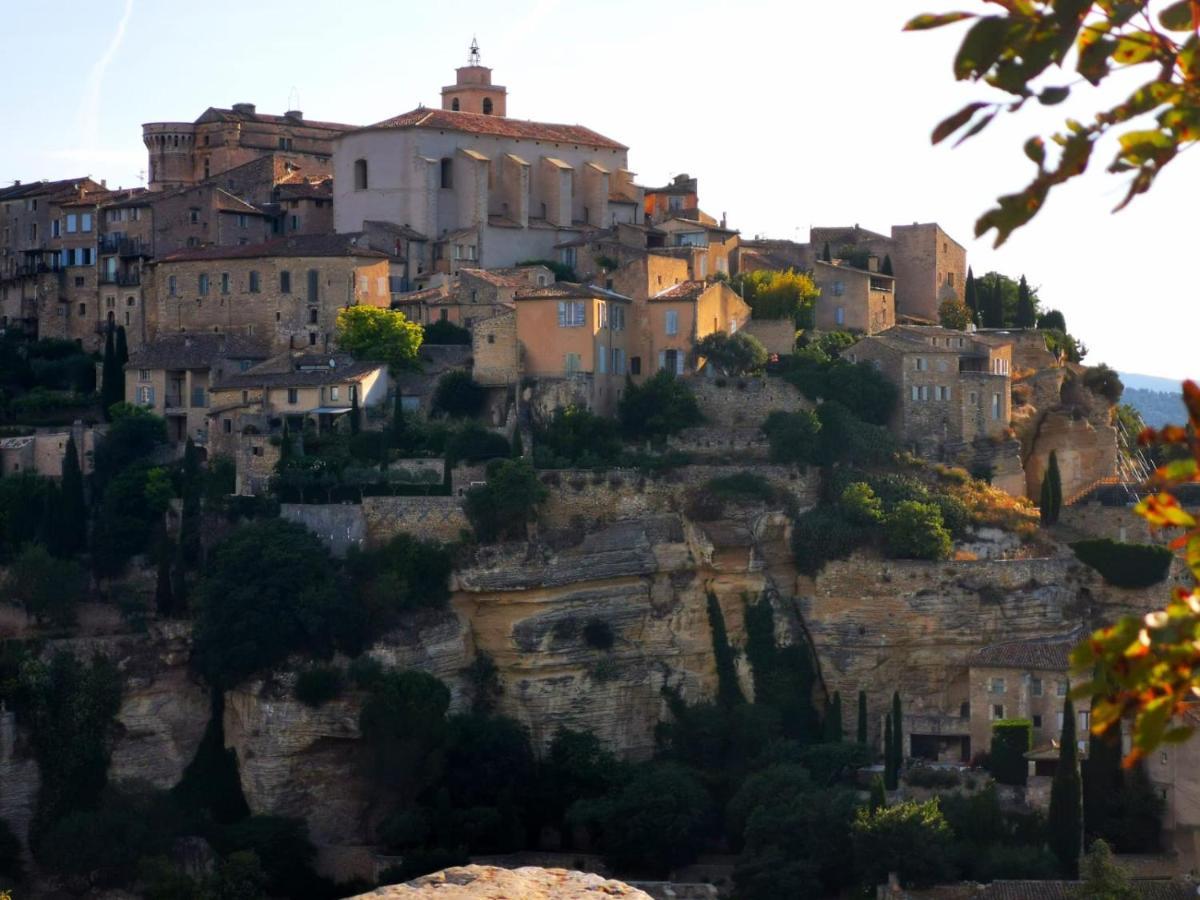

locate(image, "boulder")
[[347, 865, 653, 899]]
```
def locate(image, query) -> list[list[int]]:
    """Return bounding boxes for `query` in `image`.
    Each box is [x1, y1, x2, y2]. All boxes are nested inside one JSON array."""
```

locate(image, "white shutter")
[[597, 344, 607, 374], [558, 301, 567, 327], [676, 352, 684, 375], [658, 350, 666, 371]]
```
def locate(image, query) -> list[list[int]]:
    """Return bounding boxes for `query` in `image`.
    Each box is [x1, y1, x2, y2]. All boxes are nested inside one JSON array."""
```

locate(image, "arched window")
[[482, 98, 493, 115], [451, 98, 460, 111], [440, 157, 453, 189], [353, 158, 368, 191]]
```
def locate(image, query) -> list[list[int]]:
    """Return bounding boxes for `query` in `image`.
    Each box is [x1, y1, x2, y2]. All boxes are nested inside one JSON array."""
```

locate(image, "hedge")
[[1071, 539, 1173, 588], [990, 719, 1032, 787]]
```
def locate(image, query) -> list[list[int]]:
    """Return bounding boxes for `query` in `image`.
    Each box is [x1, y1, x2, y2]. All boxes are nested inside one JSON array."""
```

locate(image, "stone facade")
[[686, 374, 812, 429], [472, 310, 520, 387], [741, 318, 794, 356], [0, 424, 96, 478], [811, 260, 895, 334]]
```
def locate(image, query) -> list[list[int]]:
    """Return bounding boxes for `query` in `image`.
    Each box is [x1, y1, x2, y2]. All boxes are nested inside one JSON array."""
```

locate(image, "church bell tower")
[[441, 38, 507, 116]]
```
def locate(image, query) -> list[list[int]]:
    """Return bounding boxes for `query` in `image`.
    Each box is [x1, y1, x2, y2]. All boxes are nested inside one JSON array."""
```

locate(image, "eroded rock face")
[[347, 865, 653, 899], [1024, 409, 1119, 500]]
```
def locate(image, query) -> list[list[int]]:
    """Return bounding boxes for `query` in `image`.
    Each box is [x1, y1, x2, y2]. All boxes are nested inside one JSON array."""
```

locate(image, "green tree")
[[991, 719, 1033, 786], [422, 319, 471, 345], [334, 306, 423, 370], [938, 298, 973, 331], [694, 331, 768, 376], [348, 533, 454, 625], [1016, 275, 1036, 328], [857, 690, 868, 745], [191, 519, 352, 688], [821, 241, 831, 263], [839, 482, 884, 525], [738, 270, 820, 323], [884, 501, 952, 560], [761, 410, 821, 466], [360, 669, 451, 805], [881, 254, 894, 276], [1049, 696, 1083, 877], [57, 435, 87, 557], [115, 325, 129, 368], [179, 437, 202, 568], [1040, 451, 1063, 526], [707, 592, 746, 708], [964, 266, 978, 319], [431, 370, 487, 418], [1073, 839, 1137, 900], [851, 799, 952, 889], [617, 371, 703, 442], [463, 458, 547, 542], [869, 774, 887, 811], [5, 543, 86, 627], [908, 2, 1200, 245], [100, 326, 122, 421], [824, 691, 844, 742]]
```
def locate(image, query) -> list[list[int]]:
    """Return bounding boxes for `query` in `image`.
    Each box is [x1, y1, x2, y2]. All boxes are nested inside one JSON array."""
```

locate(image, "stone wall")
[[667, 426, 770, 461], [685, 374, 811, 429], [280, 503, 366, 557], [1024, 409, 1119, 500], [742, 319, 794, 356], [472, 310, 519, 387], [361, 496, 471, 545]]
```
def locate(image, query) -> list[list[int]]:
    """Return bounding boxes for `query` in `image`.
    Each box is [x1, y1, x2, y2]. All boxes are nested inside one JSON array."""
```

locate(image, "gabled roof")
[[156, 233, 388, 263], [213, 351, 384, 390], [214, 189, 268, 215], [0, 177, 103, 202], [810, 224, 890, 245], [126, 332, 271, 370], [274, 179, 332, 200], [514, 281, 631, 303], [972, 628, 1085, 671], [650, 280, 707, 302], [362, 220, 428, 242], [459, 268, 525, 289], [192, 106, 357, 132], [351, 107, 627, 150]]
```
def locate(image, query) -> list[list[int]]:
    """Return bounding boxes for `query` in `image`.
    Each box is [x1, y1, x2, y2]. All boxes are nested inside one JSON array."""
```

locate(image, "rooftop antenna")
[[469, 36, 481, 66], [287, 86, 301, 110]]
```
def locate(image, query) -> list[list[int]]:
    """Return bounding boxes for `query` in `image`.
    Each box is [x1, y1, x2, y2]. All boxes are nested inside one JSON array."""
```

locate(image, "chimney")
[[720, 212, 727, 229], [232, 102, 256, 116], [101, 179, 107, 189], [12, 180, 19, 186], [284, 110, 303, 122]]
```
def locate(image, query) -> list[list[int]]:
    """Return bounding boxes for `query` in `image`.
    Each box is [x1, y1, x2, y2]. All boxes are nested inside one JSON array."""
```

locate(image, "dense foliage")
[[694, 331, 768, 376], [421, 320, 471, 345], [990, 719, 1032, 787], [463, 458, 548, 542], [730, 269, 819, 323], [1071, 538, 1174, 588], [431, 371, 487, 419], [334, 306, 423, 370], [617, 371, 703, 442]]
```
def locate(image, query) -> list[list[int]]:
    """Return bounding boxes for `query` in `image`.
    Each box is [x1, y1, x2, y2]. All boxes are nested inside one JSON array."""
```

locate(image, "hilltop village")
[[0, 48, 1191, 900]]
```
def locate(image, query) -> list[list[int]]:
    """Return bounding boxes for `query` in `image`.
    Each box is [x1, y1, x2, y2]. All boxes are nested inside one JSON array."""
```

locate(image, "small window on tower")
[[482, 98, 493, 115], [451, 98, 460, 111]]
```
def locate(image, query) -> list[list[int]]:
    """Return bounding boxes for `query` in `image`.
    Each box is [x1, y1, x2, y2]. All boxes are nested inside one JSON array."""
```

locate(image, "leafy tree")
[[617, 371, 703, 442], [991, 719, 1032, 786], [533, 728, 622, 841], [881, 254, 894, 276], [761, 410, 821, 466], [851, 798, 952, 889], [839, 482, 884, 525], [216, 815, 318, 899], [191, 519, 352, 688], [92, 462, 173, 577], [1016, 275, 1036, 327], [360, 669, 451, 805], [334, 306, 423, 370], [694, 331, 768, 376], [445, 423, 510, 466], [535, 405, 622, 466], [56, 435, 87, 557], [964, 266, 978, 319], [1071, 538, 1173, 588], [0, 473, 50, 562], [979, 276, 1005, 328], [100, 325, 122, 420], [707, 593, 745, 708], [91, 403, 168, 488], [732, 269, 820, 322], [347, 533, 453, 623], [1049, 696, 1083, 877], [938, 298, 973, 331], [1040, 450, 1063, 526], [908, 2, 1200, 245], [884, 501, 952, 560], [431, 370, 486, 418], [422, 319, 471, 345], [5, 544, 86, 627], [791, 506, 874, 576], [1038, 309, 1067, 332], [1073, 839, 1137, 900], [857, 690, 869, 745], [1083, 363, 1125, 405], [463, 458, 547, 542]]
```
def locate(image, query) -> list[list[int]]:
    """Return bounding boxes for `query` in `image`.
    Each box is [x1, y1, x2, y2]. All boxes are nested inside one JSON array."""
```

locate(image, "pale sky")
[[3, 0, 1196, 381]]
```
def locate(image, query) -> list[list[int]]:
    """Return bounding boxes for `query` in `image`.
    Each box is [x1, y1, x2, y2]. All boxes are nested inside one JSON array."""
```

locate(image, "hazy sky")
[[3, 1, 1196, 380]]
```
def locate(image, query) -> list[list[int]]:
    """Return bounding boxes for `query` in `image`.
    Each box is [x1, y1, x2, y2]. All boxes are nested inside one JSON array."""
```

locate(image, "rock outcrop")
[[348, 865, 653, 899]]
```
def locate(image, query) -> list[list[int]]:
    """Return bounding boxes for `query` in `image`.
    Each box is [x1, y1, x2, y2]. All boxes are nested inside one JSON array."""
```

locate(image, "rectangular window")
[[287, 388, 298, 404], [915, 357, 927, 371], [52, 219, 60, 237], [992, 393, 1001, 420], [597, 343, 607, 374], [330, 386, 340, 401], [199, 273, 209, 295], [990, 677, 1006, 694], [835, 306, 845, 326], [1032, 714, 1042, 728], [665, 309, 679, 336], [597, 301, 607, 328], [630, 356, 641, 376], [168, 275, 177, 296], [911, 385, 920, 401], [138, 369, 150, 381], [280, 271, 291, 293], [1031, 677, 1043, 697], [80, 248, 93, 265], [612, 347, 625, 375], [189, 209, 199, 224], [81, 213, 92, 232], [223, 419, 232, 434], [221, 273, 230, 294], [66, 214, 78, 233], [557, 300, 585, 327], [77, 303, 86, 317], [992, 704, 1005, 720], [191, 386, 207, 408], [137, 385, 154, 405], [249, 271, 261, 293], [611, 305, 625, 330], [1057, 681, 1068, 697], [564, 352, 581, 375], [307, 269, 319, 302], [832, 280, 845, 296]]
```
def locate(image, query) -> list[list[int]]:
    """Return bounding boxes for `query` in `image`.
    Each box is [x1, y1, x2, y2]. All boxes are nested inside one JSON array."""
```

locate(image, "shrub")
[[348, 533, 454, 628], [347, 655, 386, 690], [1071, 538, 1173, 588], [464, 458, 548, 542], [815, 401, 896, 465], [932, 493, 973, 538], [4, 544, 86, 627], [617, 371, 702, 442], [904, 766, 962, 789], [445, 423, 509, 465], [335, 306, 423, 370], [990, 719, 1032, 786], [694, 331, 768, 376], [762, 410, 821, 465], [792, 507, 873, 576], [432, 371, 487, 418], [938, 298, 974, 330], [838, 482, 883, 525], [582, 619, 615, 651], [884, 501, 952, 560], [535, 405, 622, 466], [779, 357, 898, 426], [851, 799, 953, 889], [294, 666, 345, 707], [734, 269, 819, 321], [1083, 363, 1124, 404], [706, 472, 777, 504], [215, 815, 318, 899], [421, 319, 471, 345]]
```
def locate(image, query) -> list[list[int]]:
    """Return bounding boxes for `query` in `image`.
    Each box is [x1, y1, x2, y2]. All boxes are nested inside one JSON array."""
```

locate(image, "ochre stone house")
[[811, 259, 895, 335]]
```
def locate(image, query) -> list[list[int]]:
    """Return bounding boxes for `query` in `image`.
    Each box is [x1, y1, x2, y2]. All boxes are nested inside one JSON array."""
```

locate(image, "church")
[[332, 41, 644, 273]]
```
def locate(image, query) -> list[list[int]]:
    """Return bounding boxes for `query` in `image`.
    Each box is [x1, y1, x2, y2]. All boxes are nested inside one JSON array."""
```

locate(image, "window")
[[67, 214, 78, 233], [1031, 677, 1043, 696], [223, 418, 232, 434], [137, 385, 154, 405], [290, 215, 298, 231], [52, 219, 60, 237], [936, 386, 951, 401], [630, 356, 642, 376], [249, 271, 261, 293], [990, 677, 1006, 694], [236, 214, 248, 228], [611, 305, 625, 330], [557, 300, 585, 327], [597, 343, 607, 374], [239, 359, 253, 372], [992, 704, 1005, 720], [353, 159, 368, 191], [280, 271, 291, 293], [307, 269, 319, 302], [221, 273, 230, 294], [81, 213, 92, 232], [451, 98, 460, 111], [287, 388, 298, 405], [439, 309, 448, 322], [665, 310, 679, 336], [440, 157, 453, 189], [597, 301, 608, 328], [80, 248, 93, 265], [252, 446, 264, 457], [330, 386, 340, 401], [831, 280, 845, 297], [309, 308, 318, 325], [1032, 714, 1042, 728], [1057, 681, 1068, 697], [915, 357, 928, 371], [309, 332, 317, 346], [482, 97, 493, 115], [189, 209, 200, 224], [138, 369, 150, 381], [191, 386, 207, 408], [564, 352, 582, 375], [78, 303, 86, 317], [168, 275, 177, 296], [835, 306, 845, 326], [612, 347, 625, 375], [199, 273, 210, 295], [991, 393, 1001, 420]]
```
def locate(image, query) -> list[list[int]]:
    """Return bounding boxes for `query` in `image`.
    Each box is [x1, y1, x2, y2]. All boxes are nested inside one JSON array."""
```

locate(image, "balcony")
[[99, 271, 141, 286]]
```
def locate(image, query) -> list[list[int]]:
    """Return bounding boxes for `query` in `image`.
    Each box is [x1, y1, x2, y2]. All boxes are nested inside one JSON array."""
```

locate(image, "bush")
[[938, 298, 974, 330], [851, 799, 953, 889], [706, 472, 777, 504], [535, 405, 622, 467], [4, 543, 86, 627], [814, 401, 896, 465], [335, 306, 423, 370], [294, 666, 345, 707], [694, 331, 768, 376], [215, 815, 318, 899], [1083, 364, 1124, 404], [884, 501, 952, 560], [762, 410, 821, 465], [432, 371, 487, 418], [1071, 539, 1173, 588], [445, 423, 510, 465], [779, 356, 898, 426], [617, 371, 702, 442], [904, 766, 962, 789], [792, 507, 874, 576], [991, 719, 1032, 786], [347, 533, 454, 633], [422, 319, 471, 345], [839, 482, 884, 525], [464, 459, 548, 542]]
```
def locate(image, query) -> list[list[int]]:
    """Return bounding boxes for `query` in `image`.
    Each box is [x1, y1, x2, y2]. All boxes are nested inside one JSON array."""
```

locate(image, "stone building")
[[1146, 705, 1200, 867], [148, 234, 391, 353], [643, 173, 698, 224], [143, 103, 354, 192], [0, 424, 97, 478], [333, 55, 642, 270], [125, 332, 271, 447], [643, 281, 752, 377], [811, 260, 895, 334], [398, 265, 554, 328], [845, 325, 1013, 457]]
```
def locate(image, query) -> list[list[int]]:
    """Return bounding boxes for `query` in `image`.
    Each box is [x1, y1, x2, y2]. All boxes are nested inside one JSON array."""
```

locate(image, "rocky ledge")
[[347, 865, 653, 898]]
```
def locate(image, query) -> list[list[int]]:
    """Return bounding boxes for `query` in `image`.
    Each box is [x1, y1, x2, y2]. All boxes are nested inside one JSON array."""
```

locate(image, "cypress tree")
[[511, 429, 524, 459], [857, 690, 868, 745], [1048, 696, 1083, 877], [59, 435, 87, 556], [883, 712, 896, 789], [100, 325, 121, 421], [706, 592, 745, 707], [349, 389, 361, 436], [1083, 709, 1122, 843], [869, 774, 887, 811], [179, 438, 202, 567], [881, 254, 894, 276], [115, 325, 129, 368], [891, 691, 904, 779], [1016, 275, 1036, 328], [964, 267, 978, 319], [831, 691, 843, 741], [821, 241, 832, 263], [391, 388, 406, 447]]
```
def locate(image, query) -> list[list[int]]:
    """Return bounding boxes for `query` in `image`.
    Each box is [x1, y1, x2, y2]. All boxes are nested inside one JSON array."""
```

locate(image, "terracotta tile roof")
[[651, 280, 707, 302], [972, 629, 1085, 671], [459, 268, 525, 288], [156, 233, 388, 263], [127, 332, 271, 370], [213, 352, 384, 390], [355, 107, 627, 150], [214, 189, 269, 215], [514, 281, 631, 302], [810, 224, 891, 245], [972, 881, 1193, 899], [362, 220, 428, 242], [0, 177, 102, 202], [274, 179, 332, 200], [392, 285, 449, 306]]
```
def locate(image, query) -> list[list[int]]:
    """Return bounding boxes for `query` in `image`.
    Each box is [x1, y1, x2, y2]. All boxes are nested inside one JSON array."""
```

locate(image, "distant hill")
[[1119, 373, 1186, 427]]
